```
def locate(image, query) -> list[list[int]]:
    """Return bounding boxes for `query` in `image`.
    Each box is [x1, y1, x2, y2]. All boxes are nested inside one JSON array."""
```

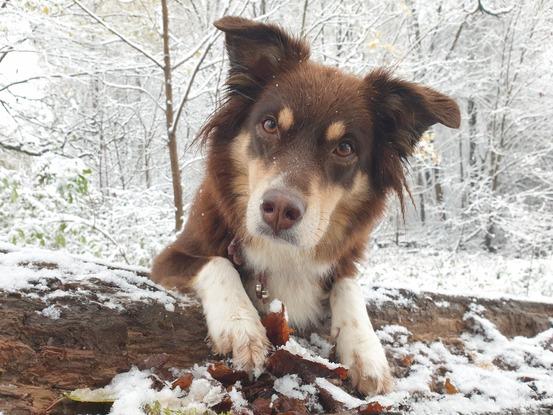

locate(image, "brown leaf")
[[399, 355, 413, 367], [444, 377, 459, 394], [241, 373, 275, 402], [317, 385, 345, 413], [358, 401, 389, 414], [261, 303, 294, 347], [171, 373, 193, 390], [208, 362, 248, 386], [273, 394, 309, 414], [251, 397, 272, 415], [210, 394, 233, 413], [267, 349, 347, 383]]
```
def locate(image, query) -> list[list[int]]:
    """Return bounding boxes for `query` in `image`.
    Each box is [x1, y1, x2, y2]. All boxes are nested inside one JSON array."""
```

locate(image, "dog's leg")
[[193, 257, 269, 374], [330, 277, 393, 395]]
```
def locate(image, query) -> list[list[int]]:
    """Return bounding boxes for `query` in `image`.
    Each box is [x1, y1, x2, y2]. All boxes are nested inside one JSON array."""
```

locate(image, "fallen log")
[[0, 247, 552, 414]]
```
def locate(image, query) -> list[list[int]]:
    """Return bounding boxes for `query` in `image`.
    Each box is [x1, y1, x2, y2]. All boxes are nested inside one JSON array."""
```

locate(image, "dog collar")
[[256, 271, 269, 303], [228, 236, 270, 303]]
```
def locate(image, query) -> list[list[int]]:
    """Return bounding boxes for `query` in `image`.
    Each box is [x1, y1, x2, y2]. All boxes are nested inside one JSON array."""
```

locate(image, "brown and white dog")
[[151, 16, 460, 395]]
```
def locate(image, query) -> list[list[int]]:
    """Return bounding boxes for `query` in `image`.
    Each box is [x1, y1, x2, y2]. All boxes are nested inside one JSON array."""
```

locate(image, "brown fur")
[[151, 16, 460, 294]]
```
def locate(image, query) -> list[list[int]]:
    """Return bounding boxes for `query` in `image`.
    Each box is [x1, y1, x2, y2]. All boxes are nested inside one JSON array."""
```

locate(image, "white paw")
[[193, 257, 270, 374], [336, 331, 393, 395], [210, 312, 270, 374]]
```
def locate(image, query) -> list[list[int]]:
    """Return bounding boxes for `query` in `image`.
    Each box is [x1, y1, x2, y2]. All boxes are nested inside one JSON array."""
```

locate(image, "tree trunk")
[[417, 171, 426, 224], [161, 0, 184, 232], [432, 167, 446, 221], [2, 253, 552, 414], [2, 272, 552, 414]]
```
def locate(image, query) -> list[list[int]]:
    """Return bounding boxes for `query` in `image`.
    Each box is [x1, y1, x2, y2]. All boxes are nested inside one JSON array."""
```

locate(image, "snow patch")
[[315, 377, 366, 409], [0, 245, 188, 312], [281, 337, 341, 370], [38, 304, 62, 319], [273, 374, 317, 401]]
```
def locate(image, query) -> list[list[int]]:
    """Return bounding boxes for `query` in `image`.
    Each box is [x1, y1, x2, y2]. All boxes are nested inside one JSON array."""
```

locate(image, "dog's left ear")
[[364, 69, 460, 200], [214, 16, 310, 97], [365, 69, 460, 159]]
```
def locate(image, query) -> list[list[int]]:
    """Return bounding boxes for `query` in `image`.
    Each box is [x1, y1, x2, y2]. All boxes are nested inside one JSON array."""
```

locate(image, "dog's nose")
[[260, 189, 305, 233]]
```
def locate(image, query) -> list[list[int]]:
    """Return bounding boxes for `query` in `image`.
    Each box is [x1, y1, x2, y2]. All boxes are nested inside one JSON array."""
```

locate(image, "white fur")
[[192, 257, 269, 373], [330, 278, 393, 395], [243, 238, 331, 330]]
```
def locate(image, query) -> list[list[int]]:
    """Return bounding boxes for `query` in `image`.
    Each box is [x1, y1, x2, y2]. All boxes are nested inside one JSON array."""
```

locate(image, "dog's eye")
[[261, 117, 278, 134], [334, 140, 355, 158]]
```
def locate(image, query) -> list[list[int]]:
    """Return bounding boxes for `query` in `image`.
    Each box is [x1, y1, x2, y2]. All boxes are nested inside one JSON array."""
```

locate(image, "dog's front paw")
[[349, 347, 393, 396], [210, 314, 270, 374], [336, 333, 393, 396]]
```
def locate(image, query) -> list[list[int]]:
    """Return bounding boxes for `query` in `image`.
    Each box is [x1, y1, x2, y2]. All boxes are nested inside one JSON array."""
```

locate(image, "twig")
[[171, 36, 217, 136], [73, 0, 163, 69]]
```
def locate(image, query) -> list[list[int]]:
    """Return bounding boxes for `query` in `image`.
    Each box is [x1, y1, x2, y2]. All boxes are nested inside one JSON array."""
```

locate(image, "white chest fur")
[[242, 239, 332, 330]]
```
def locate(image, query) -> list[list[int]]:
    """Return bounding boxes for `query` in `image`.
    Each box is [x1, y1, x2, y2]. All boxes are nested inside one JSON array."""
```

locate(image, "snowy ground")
[[1, 245, 553, 414], [361, 246, 553, 303]]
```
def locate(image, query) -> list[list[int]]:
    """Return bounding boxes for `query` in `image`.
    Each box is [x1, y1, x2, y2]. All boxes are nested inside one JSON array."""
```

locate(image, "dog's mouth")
[[256, 224, 299, 246]]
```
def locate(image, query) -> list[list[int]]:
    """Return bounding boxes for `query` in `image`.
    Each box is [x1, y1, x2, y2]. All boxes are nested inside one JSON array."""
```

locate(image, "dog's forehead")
[[259, 64, 370, 130]]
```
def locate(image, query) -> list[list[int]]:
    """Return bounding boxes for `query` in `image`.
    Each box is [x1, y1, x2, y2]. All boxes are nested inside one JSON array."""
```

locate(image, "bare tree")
[[161, 0, 184, 231]]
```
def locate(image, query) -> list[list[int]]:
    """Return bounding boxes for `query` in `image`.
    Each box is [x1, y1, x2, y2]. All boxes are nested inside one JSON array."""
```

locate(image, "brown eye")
[[261, 117, 278, 134], [334, 140, 355, 157]]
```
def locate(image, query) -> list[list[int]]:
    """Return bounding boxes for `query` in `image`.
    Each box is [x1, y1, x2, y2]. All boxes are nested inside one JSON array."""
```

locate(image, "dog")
[[151, 16, 460, 395]]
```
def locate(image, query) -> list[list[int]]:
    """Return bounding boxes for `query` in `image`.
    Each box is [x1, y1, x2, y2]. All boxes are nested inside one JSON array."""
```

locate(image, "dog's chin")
[[255, 225, 299, 246]]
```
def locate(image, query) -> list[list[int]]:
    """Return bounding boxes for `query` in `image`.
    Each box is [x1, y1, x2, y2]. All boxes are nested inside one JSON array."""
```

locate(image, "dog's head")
[[203, 17, 460, 256]]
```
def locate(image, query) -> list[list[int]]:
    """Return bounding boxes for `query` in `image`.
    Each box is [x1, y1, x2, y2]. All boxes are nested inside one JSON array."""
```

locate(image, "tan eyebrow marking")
[[278, 106, 294, 131], [326, 121, 346, 141]]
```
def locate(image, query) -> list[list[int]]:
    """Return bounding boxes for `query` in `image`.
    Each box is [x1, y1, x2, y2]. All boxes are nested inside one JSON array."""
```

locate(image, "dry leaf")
[[400, 355, 414, 367], [267, 349, 347, 383], [208, 362, 248, 386], [261, 303, 293, 346], [444, 377, 459, 394], [210, 394, 233, 412], [358, 401, 389, 414], [251, 397, 272, 415], [171, 373, 193, 390]]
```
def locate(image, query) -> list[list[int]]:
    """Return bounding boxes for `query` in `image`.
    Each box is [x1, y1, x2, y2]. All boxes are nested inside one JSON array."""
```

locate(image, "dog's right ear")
[[214, 16, 309, 98]]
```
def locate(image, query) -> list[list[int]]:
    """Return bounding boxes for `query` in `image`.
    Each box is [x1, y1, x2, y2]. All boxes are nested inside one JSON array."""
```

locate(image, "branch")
[[0, 66, 155, 93], [466, 0, 514, 17], [444, 20, 466, 61], [172, 31, 215, 70], [171, 37, 217, 135], [72, 0, 163, 69], [100, 80, 165, 111], [0, 140, 49, 157]]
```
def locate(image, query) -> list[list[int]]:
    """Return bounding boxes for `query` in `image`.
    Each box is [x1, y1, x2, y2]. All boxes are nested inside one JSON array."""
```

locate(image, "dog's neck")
[[238, 236, 333, 330]]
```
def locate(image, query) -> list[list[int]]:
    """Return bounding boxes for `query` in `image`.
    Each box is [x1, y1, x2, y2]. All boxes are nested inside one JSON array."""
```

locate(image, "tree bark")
[[161, 0, 184, 232], [1, 258, 552, 414]]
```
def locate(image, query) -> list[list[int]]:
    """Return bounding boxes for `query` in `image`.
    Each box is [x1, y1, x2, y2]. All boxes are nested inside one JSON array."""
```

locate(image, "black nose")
[[260, 189, 306, 233]]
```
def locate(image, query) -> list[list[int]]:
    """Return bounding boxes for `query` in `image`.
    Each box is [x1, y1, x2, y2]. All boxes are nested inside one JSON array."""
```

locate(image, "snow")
[[280, 337, 342, 370], [360, 246, 553, 302], [0, 243, 187, 312], [269, 298, 283, 313], [273, 374, 317, 400], [39, 304, 62, 319], [371, 309, 553, 414], [315, 377, 366, 409], [308, 332, 334, 359], [228, 386, 249, 412]]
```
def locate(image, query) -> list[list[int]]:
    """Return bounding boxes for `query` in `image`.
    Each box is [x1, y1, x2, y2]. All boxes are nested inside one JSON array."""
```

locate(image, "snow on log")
[[1, 245, 552, 415]]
